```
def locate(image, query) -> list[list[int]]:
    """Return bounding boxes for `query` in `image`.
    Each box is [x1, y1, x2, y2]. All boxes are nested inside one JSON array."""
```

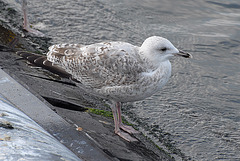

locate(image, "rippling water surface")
[[2, 0, 240, 160]]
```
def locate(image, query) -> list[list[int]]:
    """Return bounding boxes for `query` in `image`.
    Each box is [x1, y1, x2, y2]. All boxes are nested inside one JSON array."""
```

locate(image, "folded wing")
[[47, 42, 146, 89]]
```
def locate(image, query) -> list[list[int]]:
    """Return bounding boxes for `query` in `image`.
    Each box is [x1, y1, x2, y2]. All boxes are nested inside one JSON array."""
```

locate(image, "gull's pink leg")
[[22, 0, 44, 37], [116, 102, 139, 134], [22, 0, 28, 30], [111, 102, 137, 142]]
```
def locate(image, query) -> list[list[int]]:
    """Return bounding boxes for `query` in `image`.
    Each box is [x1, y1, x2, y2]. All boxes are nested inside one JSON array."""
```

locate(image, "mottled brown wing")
[[47, 43, 146, 89]]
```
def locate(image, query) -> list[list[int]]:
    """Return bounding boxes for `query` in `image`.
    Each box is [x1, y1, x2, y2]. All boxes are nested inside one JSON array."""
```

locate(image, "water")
[[1, 0, 240, 160]]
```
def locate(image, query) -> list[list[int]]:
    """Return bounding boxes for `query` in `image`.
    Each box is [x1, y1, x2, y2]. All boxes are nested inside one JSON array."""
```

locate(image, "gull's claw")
[[23, 26, 45, 37], [115, 130, 138, 142], [120, 123, 139, 134]]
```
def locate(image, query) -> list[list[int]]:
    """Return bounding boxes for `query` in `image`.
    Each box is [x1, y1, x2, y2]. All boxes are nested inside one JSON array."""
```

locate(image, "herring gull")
[[17, 36, 191, 142]]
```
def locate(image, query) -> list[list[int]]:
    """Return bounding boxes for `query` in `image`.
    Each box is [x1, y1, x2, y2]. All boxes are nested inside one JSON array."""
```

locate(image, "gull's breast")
[[96, 61, 172, 102]]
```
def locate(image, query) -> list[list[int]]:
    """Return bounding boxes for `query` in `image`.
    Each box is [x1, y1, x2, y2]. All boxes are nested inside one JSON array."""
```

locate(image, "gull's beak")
[[175, 50, 192, 58]]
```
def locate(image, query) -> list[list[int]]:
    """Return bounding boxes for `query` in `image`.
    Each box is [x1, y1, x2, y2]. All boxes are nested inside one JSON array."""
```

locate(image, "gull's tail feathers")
[[16, 51, 71, 78]]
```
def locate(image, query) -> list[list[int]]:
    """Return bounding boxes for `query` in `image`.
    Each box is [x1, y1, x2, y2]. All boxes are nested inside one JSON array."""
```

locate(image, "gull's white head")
[[140, 36, 191, 66]]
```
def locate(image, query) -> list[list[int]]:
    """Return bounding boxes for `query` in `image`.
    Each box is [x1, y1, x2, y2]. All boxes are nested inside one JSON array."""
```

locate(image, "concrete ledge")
[[0, 94, 82, 161], [0, 69, 112, 161]]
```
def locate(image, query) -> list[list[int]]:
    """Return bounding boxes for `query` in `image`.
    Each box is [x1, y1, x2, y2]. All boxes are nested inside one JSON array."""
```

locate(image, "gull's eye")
[[160, 47, 167, 52]]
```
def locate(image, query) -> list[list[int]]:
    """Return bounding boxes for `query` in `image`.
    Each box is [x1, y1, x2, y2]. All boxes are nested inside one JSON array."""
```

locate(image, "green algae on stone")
[[87, 108, 113, 118], [87, 108, 134, 126]]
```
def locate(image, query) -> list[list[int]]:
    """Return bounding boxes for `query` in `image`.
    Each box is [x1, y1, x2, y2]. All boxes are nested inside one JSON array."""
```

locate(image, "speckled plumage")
[[46, 38, 172, 103]]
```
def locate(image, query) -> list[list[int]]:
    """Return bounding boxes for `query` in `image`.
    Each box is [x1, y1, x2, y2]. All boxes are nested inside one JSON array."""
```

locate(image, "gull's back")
[[46, 42, 152, 100]]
